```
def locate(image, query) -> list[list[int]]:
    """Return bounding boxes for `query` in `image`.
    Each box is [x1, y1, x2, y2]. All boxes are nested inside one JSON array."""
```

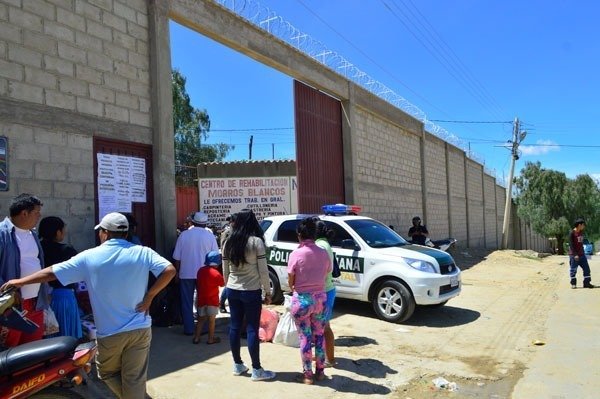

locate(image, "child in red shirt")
[[193, 251, 225, 344]]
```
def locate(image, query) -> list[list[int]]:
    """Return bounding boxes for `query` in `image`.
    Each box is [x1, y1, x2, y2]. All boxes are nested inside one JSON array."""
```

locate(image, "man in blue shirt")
[[2, 212, 176, 399]]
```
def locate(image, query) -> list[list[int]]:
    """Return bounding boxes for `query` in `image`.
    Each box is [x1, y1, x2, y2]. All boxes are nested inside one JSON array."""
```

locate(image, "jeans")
[[220, 287, 228, 308], [179, 279, 196, 335], [569, 255, 591, 285], [227, 289, 262, 369]]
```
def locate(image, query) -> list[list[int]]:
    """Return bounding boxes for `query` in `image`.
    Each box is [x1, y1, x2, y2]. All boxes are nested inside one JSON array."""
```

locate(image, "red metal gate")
[[175, 186, 199, 228], [294, 80, 345, 213], [93, 137, 155, 248]]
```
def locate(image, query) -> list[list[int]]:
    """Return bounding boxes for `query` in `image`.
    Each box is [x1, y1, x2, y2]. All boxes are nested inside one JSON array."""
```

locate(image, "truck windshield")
[[346, 219, 409, 248]]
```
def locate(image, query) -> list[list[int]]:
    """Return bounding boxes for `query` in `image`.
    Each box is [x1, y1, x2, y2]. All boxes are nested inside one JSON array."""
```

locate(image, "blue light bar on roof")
[[322, 204, 362, 215]]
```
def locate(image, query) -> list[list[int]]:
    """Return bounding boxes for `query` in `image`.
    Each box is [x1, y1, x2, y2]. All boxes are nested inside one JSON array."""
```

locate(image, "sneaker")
[[324, 360, 338, 368], [583, 283, 596, 289], [315, 371, 327, 381], [571, 284, 577, 289], [251, 368, 276, 381], [233, 363, 249, 376]]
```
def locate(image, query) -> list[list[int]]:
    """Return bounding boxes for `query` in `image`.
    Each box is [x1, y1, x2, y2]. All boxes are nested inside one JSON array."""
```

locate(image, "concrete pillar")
[[445, 143, 453, 238], [420, 127, 428, 224], [481, 165, 486, 248], [464, 155, 470, 247], [148, 0, 177, 256], [341, 83, 357, 205]]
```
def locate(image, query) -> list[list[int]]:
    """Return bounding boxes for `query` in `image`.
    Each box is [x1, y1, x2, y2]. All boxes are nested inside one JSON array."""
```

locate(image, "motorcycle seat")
[[0, 336, 78, 376]]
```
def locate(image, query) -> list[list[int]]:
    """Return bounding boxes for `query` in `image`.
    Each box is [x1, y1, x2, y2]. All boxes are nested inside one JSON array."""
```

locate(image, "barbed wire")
[[214, 0, 497, 178]]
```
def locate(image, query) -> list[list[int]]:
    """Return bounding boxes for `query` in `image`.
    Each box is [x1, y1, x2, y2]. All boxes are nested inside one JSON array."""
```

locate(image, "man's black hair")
[[9, 193, 43, 217], [574, 218, 585, 228]]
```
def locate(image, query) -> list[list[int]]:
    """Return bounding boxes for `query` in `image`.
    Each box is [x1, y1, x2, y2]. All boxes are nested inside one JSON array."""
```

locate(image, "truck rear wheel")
[[372, 280, 416, 323], [268, 269, 284, 304]]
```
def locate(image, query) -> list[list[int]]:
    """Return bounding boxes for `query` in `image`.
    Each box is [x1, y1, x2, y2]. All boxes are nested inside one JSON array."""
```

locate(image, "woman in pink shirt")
[[287, 217, 332, 384]]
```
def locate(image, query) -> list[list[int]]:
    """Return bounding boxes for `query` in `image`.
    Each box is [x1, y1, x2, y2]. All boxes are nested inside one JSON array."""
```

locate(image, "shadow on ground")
[[451, 248, 495, 271], [147, 317, 232, 379]]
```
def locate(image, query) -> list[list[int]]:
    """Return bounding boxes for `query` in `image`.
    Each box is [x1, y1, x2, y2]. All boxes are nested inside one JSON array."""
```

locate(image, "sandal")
[[207, 336, 221, 345], [192, 337, 200, 344]]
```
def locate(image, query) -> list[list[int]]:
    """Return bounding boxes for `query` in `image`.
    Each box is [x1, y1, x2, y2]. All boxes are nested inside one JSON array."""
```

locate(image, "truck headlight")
[[406, 258, 436, 273]]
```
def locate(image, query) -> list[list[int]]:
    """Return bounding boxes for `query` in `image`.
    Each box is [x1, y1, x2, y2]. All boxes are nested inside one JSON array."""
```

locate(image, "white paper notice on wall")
[[97, 153, 146, 219]]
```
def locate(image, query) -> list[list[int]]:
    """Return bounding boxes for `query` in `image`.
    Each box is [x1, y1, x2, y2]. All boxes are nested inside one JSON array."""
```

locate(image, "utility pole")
[[272, 143, 275, 159], [501, 117, 527, 249], [248, 135, 253, 160]]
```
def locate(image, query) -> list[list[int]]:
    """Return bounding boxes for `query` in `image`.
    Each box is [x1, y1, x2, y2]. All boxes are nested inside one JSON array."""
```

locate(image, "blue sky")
[[169, 0, 600, 182]]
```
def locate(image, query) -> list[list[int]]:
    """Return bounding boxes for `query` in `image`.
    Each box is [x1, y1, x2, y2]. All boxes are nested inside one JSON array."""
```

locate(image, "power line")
[[381, 0, 506, 120], [493, 144, 600, 148], [430, 119, 512, 124], [294, 0, 454, 118], [398, 0, 507, 117], [209, 127, 294, 132]]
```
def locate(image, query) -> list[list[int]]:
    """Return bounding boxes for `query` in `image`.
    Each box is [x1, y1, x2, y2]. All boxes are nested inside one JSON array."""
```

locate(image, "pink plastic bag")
[[258, 308, 279, 342]]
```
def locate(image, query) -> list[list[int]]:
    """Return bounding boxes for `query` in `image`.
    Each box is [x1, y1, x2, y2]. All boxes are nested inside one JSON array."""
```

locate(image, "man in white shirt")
[[0, 193, 47, 346], [172, 211, 218, 335]]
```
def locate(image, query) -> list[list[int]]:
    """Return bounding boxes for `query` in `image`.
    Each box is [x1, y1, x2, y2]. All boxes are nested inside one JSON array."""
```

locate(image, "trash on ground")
[[532, 340, 545, 346], [432, 376, 459, 391]]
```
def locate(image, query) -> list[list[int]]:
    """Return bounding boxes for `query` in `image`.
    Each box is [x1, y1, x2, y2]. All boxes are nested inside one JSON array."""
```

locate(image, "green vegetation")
[[514, 161, 600, 254], [172, 69, 233, 185]]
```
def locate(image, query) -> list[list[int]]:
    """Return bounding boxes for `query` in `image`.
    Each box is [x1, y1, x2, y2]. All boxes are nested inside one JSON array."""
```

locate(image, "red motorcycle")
[[0, 289, 97, 399]]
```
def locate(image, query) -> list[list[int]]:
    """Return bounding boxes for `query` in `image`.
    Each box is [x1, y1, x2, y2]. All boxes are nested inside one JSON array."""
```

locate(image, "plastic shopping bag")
[[258, 307, 279, 342], [43, 308, 60, 336], [273, 310, 299, 347]]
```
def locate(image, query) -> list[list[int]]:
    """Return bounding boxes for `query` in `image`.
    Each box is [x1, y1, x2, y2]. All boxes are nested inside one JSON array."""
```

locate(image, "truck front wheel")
[[372, 280, 416, 323]]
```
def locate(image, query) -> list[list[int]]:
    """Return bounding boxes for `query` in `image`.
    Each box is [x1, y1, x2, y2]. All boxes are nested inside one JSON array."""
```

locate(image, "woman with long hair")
[[287, 217, 331, 384], [38, 216, 82, 339], [222, 209, 276, 381], [314, 219, 337, 367]]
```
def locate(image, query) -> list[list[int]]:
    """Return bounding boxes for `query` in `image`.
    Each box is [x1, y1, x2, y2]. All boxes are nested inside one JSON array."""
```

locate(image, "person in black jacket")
[[407, 216, 429, 245]]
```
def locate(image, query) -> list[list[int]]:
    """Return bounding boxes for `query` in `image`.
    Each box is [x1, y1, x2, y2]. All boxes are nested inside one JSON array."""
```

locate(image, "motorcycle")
[[425, 237, 458, 252], [0, 288, 97, 399]]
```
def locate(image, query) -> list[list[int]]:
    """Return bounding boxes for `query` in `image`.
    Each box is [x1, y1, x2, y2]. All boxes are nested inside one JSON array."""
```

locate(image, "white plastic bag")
[[273, 310, 299, 347], [43, 308, 60, 336]]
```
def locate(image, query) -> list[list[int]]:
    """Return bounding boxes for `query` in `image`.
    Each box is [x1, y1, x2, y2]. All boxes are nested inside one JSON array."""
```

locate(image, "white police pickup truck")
[[260, 205, 461, 323]]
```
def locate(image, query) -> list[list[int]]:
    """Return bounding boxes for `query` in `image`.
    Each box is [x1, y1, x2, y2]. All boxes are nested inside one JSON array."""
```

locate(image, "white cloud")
[[520, 139, 560, 156]]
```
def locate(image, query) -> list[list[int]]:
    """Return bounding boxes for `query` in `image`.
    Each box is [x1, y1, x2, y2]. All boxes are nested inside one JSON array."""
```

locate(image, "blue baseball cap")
[[205, 251, 222, 266]]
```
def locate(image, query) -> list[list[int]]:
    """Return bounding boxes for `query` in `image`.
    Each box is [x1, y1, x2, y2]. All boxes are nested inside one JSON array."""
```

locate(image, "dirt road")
[[78, 249, 599, 398]]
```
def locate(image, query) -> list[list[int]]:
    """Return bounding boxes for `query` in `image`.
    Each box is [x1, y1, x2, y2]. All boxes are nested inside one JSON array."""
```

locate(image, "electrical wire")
[[398, 0, 507, 117], [381, 0, 506, 120], [294, 0, 454, 118]]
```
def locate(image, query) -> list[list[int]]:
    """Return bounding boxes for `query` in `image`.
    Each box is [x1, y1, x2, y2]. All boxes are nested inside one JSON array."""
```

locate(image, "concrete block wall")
[[353, 107, 422, 229], [0, 121, 95, 250], [466, 159, 484, 247], [0, 0, 151, 127], [447, 147, 467, 244], [423, 134, 449, 238], [496, 183, 506, 247], [483, 174, 497, 248], [0, 0, 151, 250]]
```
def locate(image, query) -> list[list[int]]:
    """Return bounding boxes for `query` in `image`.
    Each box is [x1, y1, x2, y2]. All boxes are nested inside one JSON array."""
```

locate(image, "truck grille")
[[439, 263, 457, 275]]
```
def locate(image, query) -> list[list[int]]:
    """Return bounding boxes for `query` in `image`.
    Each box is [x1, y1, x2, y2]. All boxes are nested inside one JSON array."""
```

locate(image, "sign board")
[[199, 176, 297, 225], [97, 153, 147, 219]]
